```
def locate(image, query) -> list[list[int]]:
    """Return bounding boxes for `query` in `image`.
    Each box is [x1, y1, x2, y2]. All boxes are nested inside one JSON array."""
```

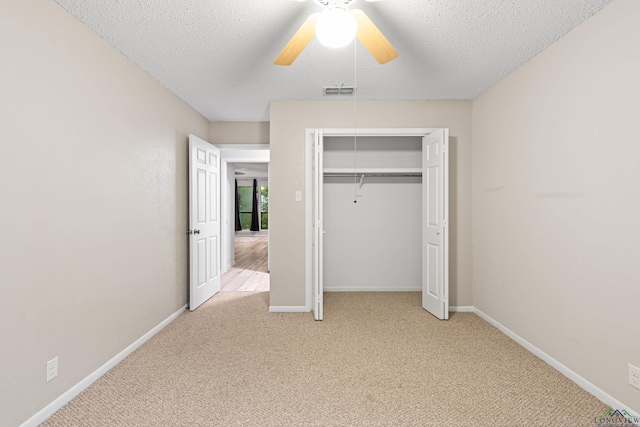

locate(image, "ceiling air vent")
[[323, 85, 356, 96]]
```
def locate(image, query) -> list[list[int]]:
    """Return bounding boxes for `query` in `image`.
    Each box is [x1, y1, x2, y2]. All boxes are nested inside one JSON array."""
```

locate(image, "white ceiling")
[[53, 0, 610, 122], [234, 162, 269, 178]]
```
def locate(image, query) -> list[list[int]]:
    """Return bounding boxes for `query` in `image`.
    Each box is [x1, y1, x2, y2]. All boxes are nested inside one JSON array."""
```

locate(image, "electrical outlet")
[[630, 364, 640, 390], [47, 357, 58, 382]]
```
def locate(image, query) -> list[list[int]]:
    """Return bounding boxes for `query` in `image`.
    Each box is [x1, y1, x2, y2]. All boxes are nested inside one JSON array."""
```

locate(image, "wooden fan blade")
[[351, 9, 398, 64], [274, 13, 319, 66]]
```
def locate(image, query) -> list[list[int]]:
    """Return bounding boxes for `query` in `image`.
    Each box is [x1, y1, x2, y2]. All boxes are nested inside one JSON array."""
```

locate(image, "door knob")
[[194, 230, 200, 235]]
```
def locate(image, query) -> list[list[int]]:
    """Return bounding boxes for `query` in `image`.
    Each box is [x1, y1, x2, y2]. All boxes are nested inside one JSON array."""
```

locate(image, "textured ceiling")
[[53, 0, 610, 122], [234, 162, 269, 178]]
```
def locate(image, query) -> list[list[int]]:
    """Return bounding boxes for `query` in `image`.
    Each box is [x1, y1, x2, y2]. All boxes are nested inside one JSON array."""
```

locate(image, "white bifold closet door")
[[422, 129, 449, 320], [312, 130, 324, 321]]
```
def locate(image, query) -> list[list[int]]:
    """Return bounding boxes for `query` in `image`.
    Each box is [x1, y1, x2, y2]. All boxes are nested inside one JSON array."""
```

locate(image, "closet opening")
[[305, 128, 449, 321], [323, 136, 422, 292]]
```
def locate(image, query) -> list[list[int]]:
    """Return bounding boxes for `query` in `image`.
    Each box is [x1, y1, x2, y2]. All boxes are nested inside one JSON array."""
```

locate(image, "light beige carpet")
[[43, 292, 608, 426]]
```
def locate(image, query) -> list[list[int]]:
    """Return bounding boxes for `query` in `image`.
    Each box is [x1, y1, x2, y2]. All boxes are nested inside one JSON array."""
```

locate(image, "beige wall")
[[0, 1, 210, 425], [4, 0, 636, 423], [210, 121, 270, 145], [472, 0, 640, 411], [269, 100, 473, 307]]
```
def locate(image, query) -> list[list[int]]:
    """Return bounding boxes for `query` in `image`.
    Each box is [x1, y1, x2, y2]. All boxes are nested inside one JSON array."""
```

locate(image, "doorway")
[[218, 144, 270, 292], [221, 161, 270, 291]]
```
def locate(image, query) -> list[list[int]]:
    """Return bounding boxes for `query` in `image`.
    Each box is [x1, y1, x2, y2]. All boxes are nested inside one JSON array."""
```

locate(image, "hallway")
[[221, 236, 269, 291]]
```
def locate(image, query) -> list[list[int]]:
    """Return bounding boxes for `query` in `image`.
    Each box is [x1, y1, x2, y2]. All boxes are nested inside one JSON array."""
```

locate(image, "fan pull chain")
[[353, 37, 358, 203]]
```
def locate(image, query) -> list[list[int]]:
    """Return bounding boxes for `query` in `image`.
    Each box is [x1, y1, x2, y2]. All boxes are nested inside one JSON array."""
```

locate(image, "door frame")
[[218, 145, 270, 274], [304, 128, 448, 316]]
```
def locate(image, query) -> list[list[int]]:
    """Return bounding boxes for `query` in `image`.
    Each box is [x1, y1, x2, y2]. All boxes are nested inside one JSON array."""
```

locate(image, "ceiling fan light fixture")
[[315, 7, 357, 49]]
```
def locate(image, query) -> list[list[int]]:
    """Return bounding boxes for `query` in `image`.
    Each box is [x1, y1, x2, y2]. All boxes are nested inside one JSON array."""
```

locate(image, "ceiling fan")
[[274, 0, 398, 66]]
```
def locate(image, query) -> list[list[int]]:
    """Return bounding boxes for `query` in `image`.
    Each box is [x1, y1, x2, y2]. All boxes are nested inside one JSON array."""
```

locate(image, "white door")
[[422, 129, 449, 320], [188, 134, 221, 311], [312, 130, 324, 320]]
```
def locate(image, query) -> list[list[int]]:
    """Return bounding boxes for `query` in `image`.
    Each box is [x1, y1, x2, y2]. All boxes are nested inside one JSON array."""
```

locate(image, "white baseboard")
[[269, 306, 309, 313], [20, 304, 188, 427], [324, 287, 421, 292], [449, 306, 474, 312], [474, 308, 639, 418]]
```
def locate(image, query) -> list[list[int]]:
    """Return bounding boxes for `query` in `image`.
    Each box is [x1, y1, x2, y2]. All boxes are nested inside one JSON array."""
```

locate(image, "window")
[[260, 185, 268, 230], [237, 181, 268, 231], [237, 186, 253, 230]]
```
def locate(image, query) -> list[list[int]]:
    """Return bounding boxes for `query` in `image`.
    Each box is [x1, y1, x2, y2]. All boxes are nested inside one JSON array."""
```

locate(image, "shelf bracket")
[[356, 174, 365, 197]]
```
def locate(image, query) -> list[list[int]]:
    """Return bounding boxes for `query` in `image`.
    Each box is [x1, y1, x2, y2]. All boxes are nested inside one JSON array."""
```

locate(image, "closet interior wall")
[[323, 136, 423, 291]]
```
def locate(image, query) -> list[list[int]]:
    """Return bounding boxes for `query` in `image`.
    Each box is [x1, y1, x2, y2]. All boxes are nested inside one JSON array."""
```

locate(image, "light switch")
[[295, 191, 302, 202]]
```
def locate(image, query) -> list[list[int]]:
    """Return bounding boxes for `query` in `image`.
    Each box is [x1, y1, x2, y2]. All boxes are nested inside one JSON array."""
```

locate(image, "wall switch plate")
[[295, 191, 302, 202], [629, 364, 640, 390], [47, 357, 58, 382]]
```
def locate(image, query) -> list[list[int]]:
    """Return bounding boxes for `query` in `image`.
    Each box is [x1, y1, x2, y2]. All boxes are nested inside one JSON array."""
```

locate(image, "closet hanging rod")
[[323, 172, 422, 178]]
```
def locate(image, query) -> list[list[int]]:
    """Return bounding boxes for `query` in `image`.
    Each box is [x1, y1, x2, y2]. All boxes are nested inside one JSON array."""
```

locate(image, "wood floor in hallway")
[[221, 235, 269, 292]]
